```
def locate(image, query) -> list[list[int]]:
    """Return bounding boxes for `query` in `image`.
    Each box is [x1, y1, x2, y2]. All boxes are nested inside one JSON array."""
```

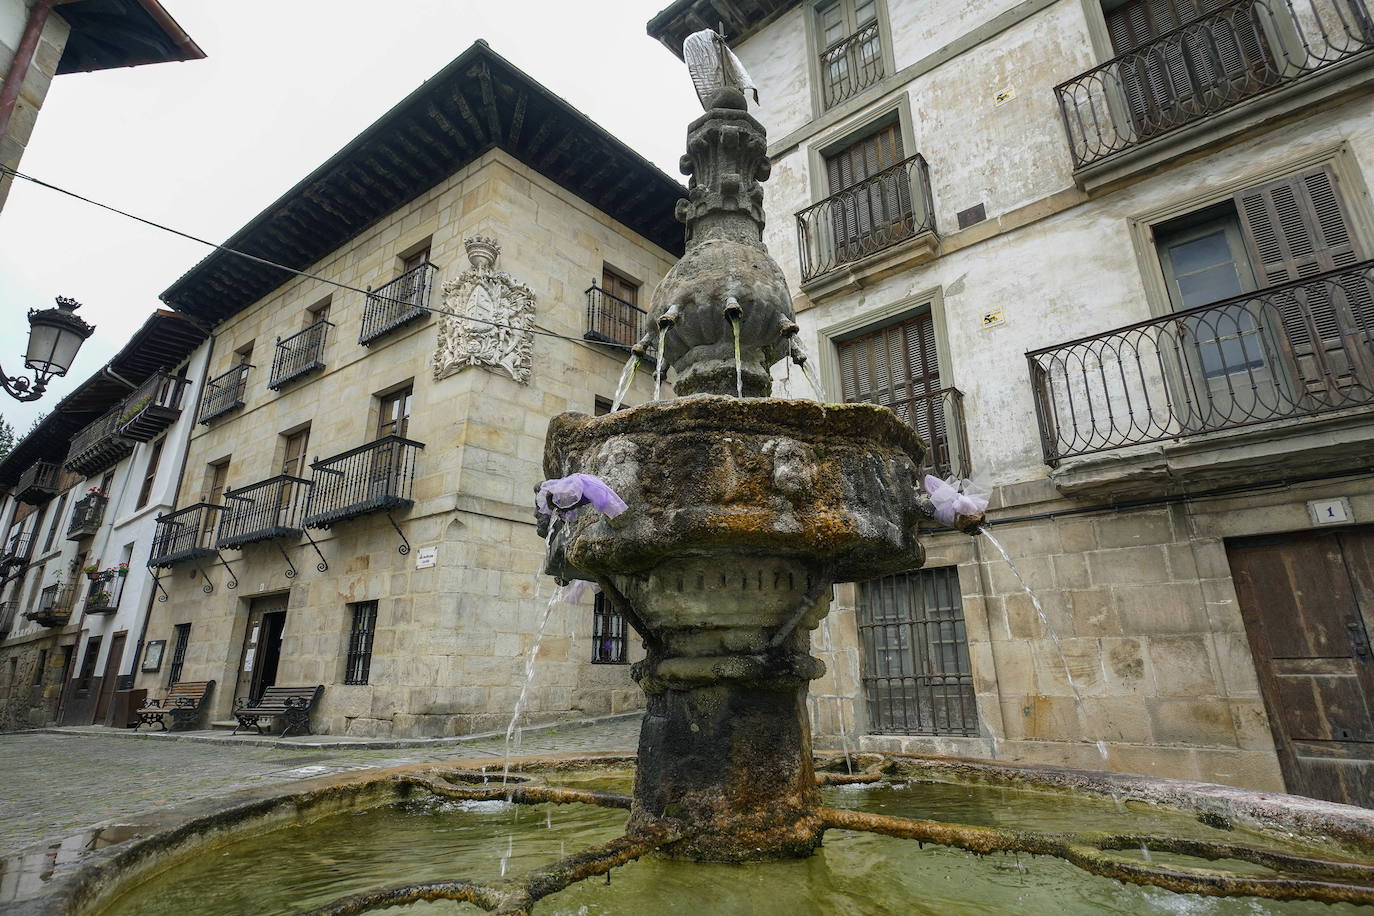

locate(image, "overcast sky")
[[0, 0, 700, 432]]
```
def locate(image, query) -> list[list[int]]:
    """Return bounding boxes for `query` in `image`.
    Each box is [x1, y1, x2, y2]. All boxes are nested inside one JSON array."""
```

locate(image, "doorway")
[[93, 631, 127, 724], [1227, 528, 1374, 807], [236, 595, 288, 703]]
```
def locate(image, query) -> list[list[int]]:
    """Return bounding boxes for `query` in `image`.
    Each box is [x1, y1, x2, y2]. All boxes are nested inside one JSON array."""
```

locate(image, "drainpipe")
[[0, 0, 57, 149]]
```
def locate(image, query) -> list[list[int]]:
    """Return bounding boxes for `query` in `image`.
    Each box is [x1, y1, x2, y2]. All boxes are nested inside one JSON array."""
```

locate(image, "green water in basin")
[[100, 776, 1371, 916]]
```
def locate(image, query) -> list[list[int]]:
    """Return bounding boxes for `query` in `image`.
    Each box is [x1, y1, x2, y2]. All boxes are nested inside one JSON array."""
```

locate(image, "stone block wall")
[[0, 633, 70, 730], [0, 1, 68, 212]]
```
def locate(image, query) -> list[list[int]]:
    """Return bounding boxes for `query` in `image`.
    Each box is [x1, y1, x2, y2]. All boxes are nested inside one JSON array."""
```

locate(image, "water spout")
[[655, 325, 669, 402], [724, 296, 744, 399]]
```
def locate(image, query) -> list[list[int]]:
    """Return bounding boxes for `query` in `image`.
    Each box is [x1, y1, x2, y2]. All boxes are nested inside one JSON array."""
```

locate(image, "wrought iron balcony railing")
[[360, 262, 435, 346], [15, 461, 61, 505], [303, 436, 425, 528], [796, 154, 936, 283], [0, 533, 33, 574], [116, 371, 191, 442], [66, 493, 107, 541], [217, 475, 312, 548], [1027, 259, 1374, 465], [819, 20, 886, 110], [584, 286, 648, 349], [0, 601, 14, 638], [1056, 0, 1374, 169], [905, 388, 973, 481], [269, 320, 333, 390], [66, 408, 136, 477], [199, 364, 250, 424], [83, 572, 125, 615], [149, 503, 224, 567], [26, 582, 76, 627]]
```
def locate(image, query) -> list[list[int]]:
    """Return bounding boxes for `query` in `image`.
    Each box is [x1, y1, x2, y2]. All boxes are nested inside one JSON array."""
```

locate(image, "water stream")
[[654, 325, 669, 402], [790, 339, 824, 400], [503, 583, 568, 783], [980, 529, 1113, 772], [730, 317, 743, 398], [610, 354, 639, 412]]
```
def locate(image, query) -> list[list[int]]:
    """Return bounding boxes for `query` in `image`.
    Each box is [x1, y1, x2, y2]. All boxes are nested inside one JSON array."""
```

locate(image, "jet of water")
[[791, 339, 824, 400], [730, 316, 744, 398], [502, 584, 568, 783], [610, 354, 639, 412], [654, 325, 669, 402], [499, 834, 513, 876]]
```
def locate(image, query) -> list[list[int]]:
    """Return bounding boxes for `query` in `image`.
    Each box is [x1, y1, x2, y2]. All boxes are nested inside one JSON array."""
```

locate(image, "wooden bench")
[[135, 680, 215, 731], [232, 685, 324, 737]]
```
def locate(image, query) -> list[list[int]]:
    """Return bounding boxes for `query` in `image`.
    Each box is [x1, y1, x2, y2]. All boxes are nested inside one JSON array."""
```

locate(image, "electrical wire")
[[0, 164, 638, 351]]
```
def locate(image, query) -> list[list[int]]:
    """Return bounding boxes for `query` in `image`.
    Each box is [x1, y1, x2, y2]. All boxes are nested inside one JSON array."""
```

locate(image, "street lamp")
[[2, 296, 95, 402]]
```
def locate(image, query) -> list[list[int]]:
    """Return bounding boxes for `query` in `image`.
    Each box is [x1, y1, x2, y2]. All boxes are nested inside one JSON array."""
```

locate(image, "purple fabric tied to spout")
[[535, 473, 628, 520], [923, 475, 989, 527]]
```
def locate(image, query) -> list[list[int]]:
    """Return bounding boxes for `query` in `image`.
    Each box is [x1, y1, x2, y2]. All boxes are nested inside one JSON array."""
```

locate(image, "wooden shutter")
[[1236, 165, 1373, 398], [824, 124, 910, 257], [838, 312, 942, 446]]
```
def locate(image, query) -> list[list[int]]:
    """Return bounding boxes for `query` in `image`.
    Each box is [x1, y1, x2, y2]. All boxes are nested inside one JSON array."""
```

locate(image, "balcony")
[[1027, 260, 1374, 483], [907, 388, 973, 481], [199, 364, 250, 424], [303, 436, 424, 528], [1, 533, 34, 574], [217, 475, 312, 548], [25, 583, 76, 628], [15, 461, 60, 505], [359, 261, 435, 346], [819, 21, 885, 110], [149, 503, 224, 567], [584, 286, 648, 349], [116, 371, 191, 442], [66, 493, 108, 541], [66, 408, 136, 477], [1056, 0, 1374, 180], [83, 571, 126, 615], [268, 320, 332, 390], [796, 154, 938, 298]]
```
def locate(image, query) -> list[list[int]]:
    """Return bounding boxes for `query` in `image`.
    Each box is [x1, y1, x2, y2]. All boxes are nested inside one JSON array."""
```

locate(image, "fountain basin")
[[14, 753, 1374, 915]]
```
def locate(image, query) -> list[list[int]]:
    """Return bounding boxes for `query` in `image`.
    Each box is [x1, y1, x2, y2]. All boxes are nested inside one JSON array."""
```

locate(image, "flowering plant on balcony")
[[88, 590, 112, 607], [82, 563, 100, 578], [116, 563, 129, 577], [117, 395, 153, 426], [87, 487, 107, 497]]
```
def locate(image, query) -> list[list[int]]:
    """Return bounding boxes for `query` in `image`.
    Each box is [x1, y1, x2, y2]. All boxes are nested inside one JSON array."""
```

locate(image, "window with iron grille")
[[591, 592, 627, 664], [857, 566, 978, 736], [77, 636, 101, 690], [345, 601, 378, 685], [167, 623, 191, 686]]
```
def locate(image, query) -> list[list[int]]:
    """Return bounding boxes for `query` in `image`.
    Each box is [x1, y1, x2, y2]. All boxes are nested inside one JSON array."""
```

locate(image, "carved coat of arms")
[[432, 236, 535, 384]]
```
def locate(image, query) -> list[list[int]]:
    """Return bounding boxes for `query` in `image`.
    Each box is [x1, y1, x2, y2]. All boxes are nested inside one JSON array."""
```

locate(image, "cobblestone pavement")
[[0, 716, 641, 856]]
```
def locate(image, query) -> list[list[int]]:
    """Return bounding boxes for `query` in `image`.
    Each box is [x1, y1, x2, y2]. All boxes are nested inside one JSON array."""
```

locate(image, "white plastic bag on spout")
[[923, 475, 989, 527]]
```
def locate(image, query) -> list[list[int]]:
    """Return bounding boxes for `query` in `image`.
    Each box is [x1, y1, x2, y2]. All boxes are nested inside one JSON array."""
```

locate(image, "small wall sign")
[[994, 86, 1017, 106], [981, 306, 1006, 329], [243, 647, 255, 672], [416, 546, 438, 569], [142, 640, 165, 673], [1308, 497, 1353, 526]]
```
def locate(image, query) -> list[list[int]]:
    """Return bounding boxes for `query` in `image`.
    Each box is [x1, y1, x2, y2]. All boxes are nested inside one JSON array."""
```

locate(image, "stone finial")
[[464, 236, 501, 271]]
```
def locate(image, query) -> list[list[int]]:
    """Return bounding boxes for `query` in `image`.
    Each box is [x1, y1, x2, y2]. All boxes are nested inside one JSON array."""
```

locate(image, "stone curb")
[[33, 710, 642, 751]]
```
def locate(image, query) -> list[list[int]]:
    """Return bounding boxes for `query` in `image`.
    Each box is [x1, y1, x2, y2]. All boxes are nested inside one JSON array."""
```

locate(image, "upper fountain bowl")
[[542, 395, 928, 584]]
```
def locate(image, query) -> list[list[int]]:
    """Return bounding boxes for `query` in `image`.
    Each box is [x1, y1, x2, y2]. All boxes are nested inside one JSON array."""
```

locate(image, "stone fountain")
[[539, 85, 938, 863]]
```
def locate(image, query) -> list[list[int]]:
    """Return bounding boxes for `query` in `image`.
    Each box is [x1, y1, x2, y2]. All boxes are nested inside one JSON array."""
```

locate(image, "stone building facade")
[[650, 0, 1374, 806], [131, 43, 683, 738], [0, 311, 208, 729]]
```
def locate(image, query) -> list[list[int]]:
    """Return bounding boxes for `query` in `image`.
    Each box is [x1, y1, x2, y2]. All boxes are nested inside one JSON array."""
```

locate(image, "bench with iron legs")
[[135, 680, 215, 731], [232, 685, 324, 737]]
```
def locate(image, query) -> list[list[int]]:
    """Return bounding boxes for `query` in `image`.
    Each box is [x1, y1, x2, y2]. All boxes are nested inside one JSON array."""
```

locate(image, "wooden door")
[[1227, 529, 1374, 807], [94, 631, 126, 723]]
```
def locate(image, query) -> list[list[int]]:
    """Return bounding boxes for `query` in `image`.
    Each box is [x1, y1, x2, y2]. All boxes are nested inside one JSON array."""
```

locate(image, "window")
[[136, 438, 165, 509], [822, 122, 913, 260], [167, 623, 191, 686], [281, 427, 311, 478], [815, 0, 884, 110], [858, 566, 977, 736], [78, 636, 101, 690], [601, 267, 639, 307], [594, 396, 614, 416], [201, 460, 229, 541], [308, 297, 332, 326], [345, 601, 378, 685], [377, 385, 413, 439], [592, 592, 628, 664], [42, 491, 67, 552], [1150, 163, 1371, 419], [402, 246, 431, 276], [32, 649, 47, 686]]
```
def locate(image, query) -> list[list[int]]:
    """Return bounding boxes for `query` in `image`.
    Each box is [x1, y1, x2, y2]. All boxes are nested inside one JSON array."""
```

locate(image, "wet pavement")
[[0, 715, 642, 856]]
